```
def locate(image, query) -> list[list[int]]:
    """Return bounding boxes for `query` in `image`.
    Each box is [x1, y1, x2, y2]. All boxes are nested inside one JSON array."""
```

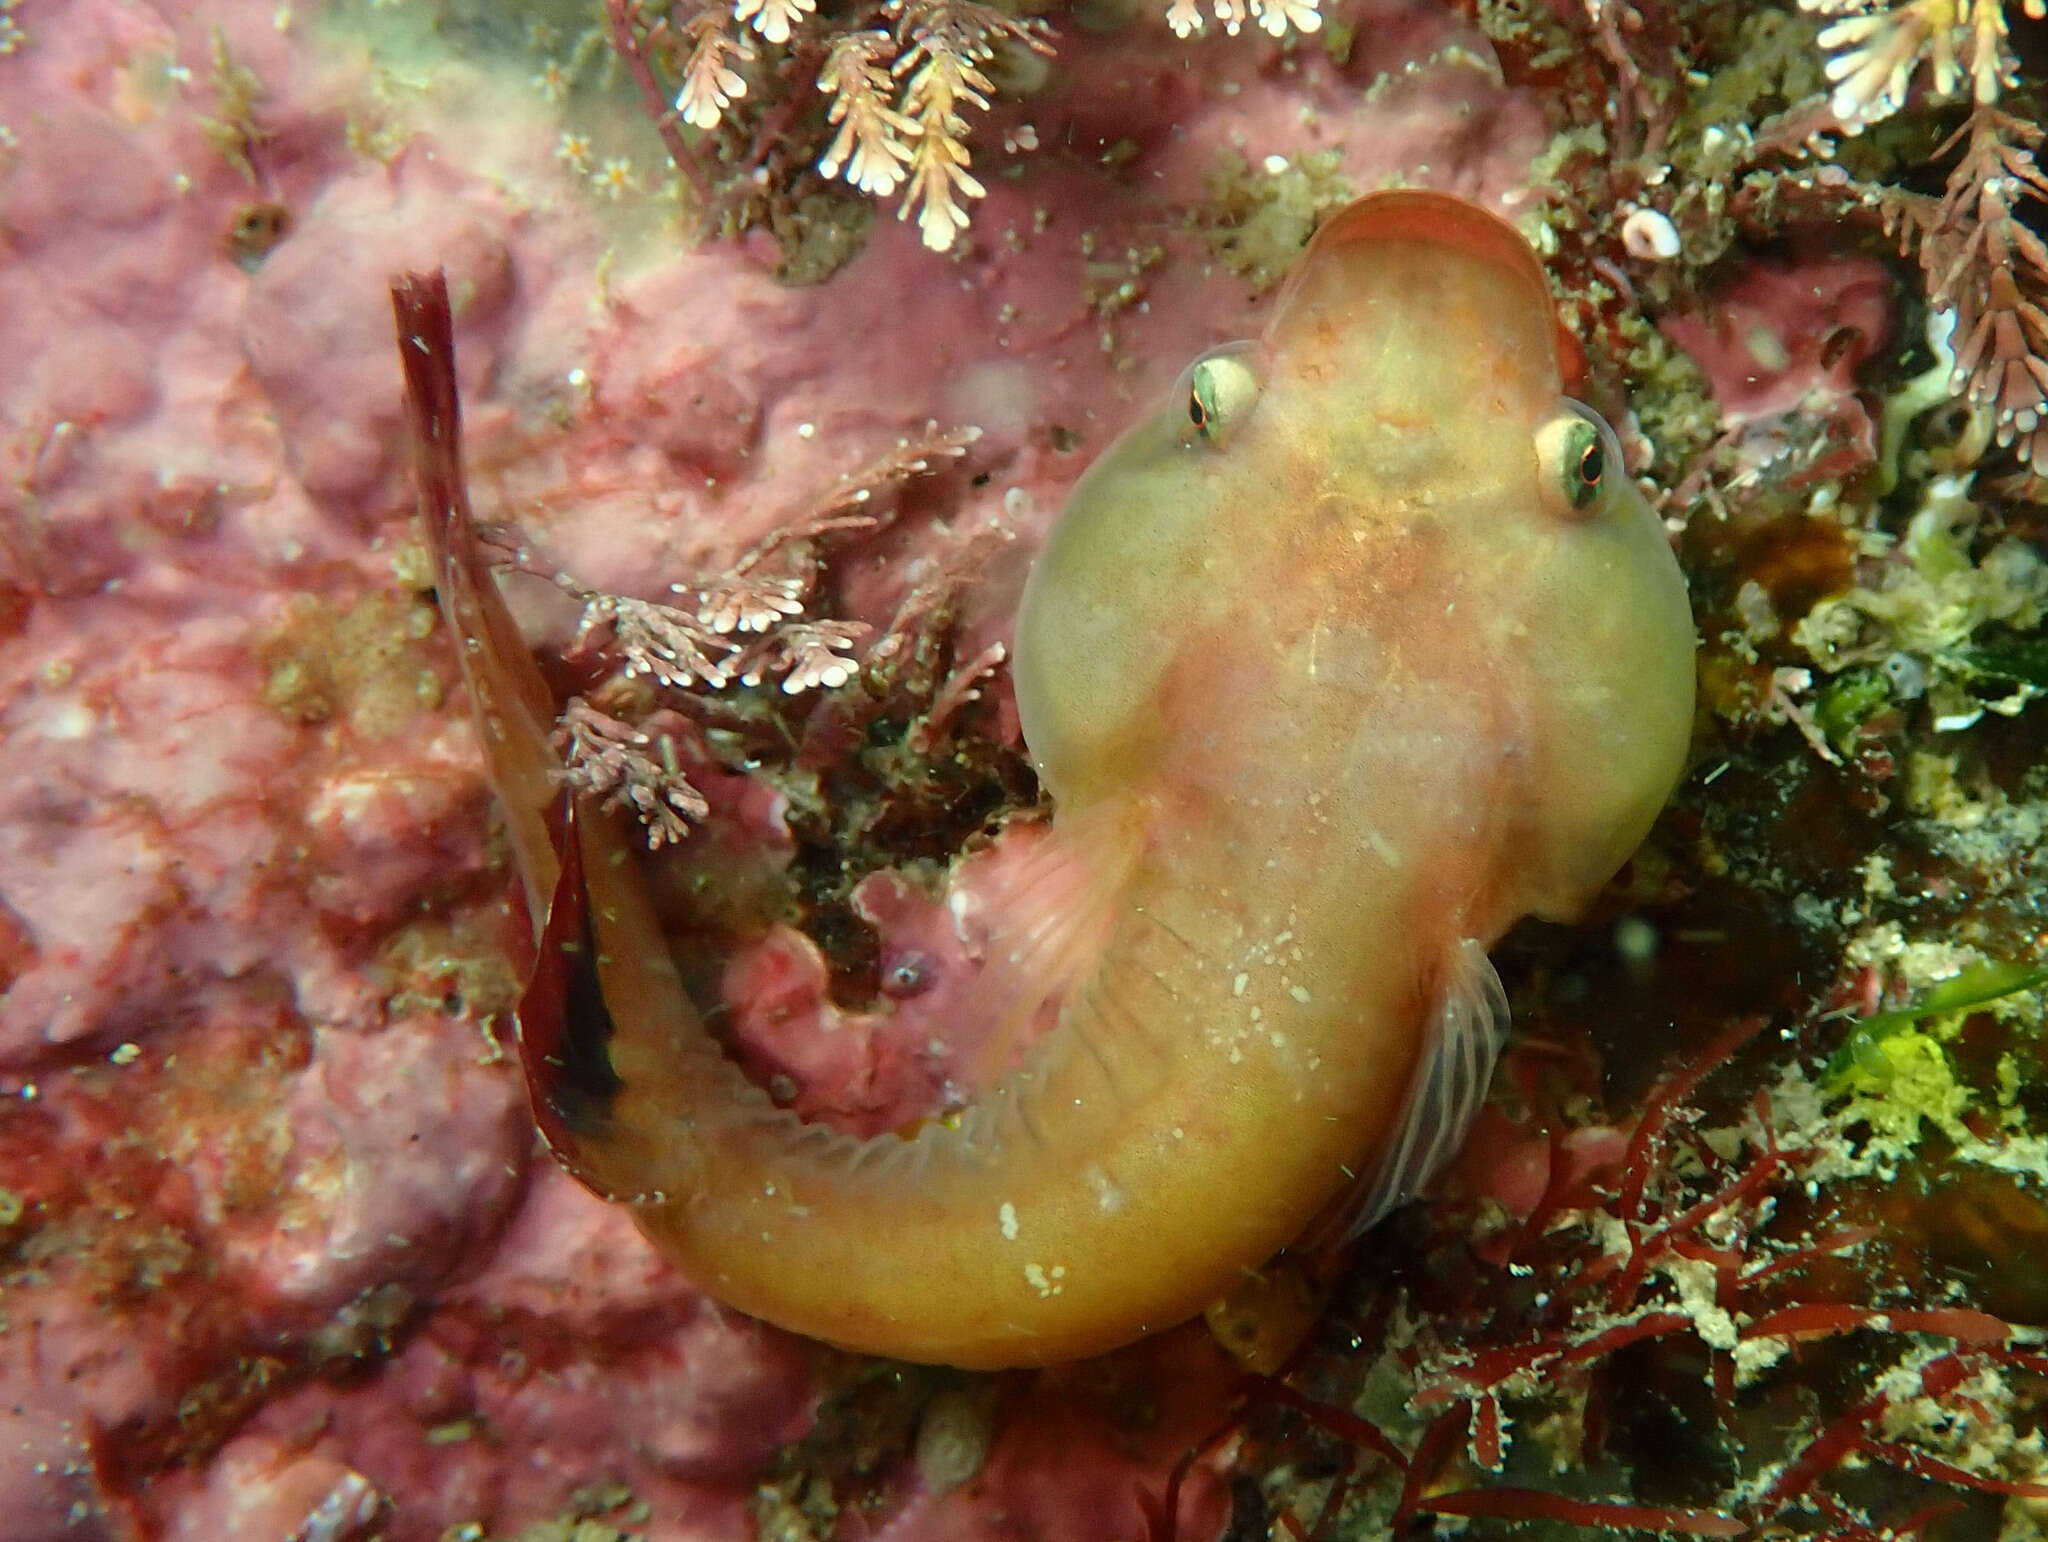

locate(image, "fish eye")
[[1533, 404, 1619, 520], [1175, 347, 1261, 449]]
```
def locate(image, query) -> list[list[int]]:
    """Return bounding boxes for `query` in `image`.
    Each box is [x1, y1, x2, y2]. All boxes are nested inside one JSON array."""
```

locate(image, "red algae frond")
[[1175, 1007, 2048, 1541], [600, 0, 1323, 251], [531, 420, 984, 851], [1794, 0, 2048, 467]]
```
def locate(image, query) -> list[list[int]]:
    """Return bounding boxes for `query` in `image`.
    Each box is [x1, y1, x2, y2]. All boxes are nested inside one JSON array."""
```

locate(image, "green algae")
[[1196, 148, 1355, 296], [1830, 959, 2048, 1070], [1812, 668, 1890, 749]]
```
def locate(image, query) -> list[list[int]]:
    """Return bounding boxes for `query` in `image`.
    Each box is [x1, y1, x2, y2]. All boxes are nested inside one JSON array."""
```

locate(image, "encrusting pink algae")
[[9, 0, 2048, 1539]]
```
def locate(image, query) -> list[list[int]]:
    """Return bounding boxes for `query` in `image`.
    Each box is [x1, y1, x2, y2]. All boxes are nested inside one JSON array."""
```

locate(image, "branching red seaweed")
[[1184, 998, 2048, 1541]]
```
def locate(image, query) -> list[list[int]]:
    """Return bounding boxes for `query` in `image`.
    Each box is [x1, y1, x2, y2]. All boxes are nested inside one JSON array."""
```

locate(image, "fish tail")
[[392, 269, 562, 934]]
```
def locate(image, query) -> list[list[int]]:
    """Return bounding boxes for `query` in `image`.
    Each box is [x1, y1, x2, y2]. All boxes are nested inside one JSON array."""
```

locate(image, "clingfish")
[[392, 189, 1696, 1371]]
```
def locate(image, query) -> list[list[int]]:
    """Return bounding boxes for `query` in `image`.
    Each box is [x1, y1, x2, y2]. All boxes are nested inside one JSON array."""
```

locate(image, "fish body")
[[396, 189, 1695, 1370]]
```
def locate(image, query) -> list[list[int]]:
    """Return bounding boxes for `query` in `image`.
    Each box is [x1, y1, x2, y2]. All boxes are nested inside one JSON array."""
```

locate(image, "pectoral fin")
[[1308, 938, 1509, 1246], [953, 801, 1150, 1088]]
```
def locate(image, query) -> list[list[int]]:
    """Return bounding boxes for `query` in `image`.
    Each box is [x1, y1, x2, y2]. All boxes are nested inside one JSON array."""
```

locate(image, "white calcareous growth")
[[1620, 207, 1681, 261]]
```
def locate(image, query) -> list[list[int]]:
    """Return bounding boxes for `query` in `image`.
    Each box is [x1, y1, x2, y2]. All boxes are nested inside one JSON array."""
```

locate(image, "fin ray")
[[955, 802, 1150, 1088], [1310, 938, 1509, 1246]]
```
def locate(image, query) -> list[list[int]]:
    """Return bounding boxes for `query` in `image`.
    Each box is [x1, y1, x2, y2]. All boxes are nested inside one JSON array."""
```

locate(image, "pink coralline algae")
[[1660, 253, 1895, 491], [718, 853, 1050, 1139], [0, 0, 1553, 1535], [1660, 256, 1891, 429]]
